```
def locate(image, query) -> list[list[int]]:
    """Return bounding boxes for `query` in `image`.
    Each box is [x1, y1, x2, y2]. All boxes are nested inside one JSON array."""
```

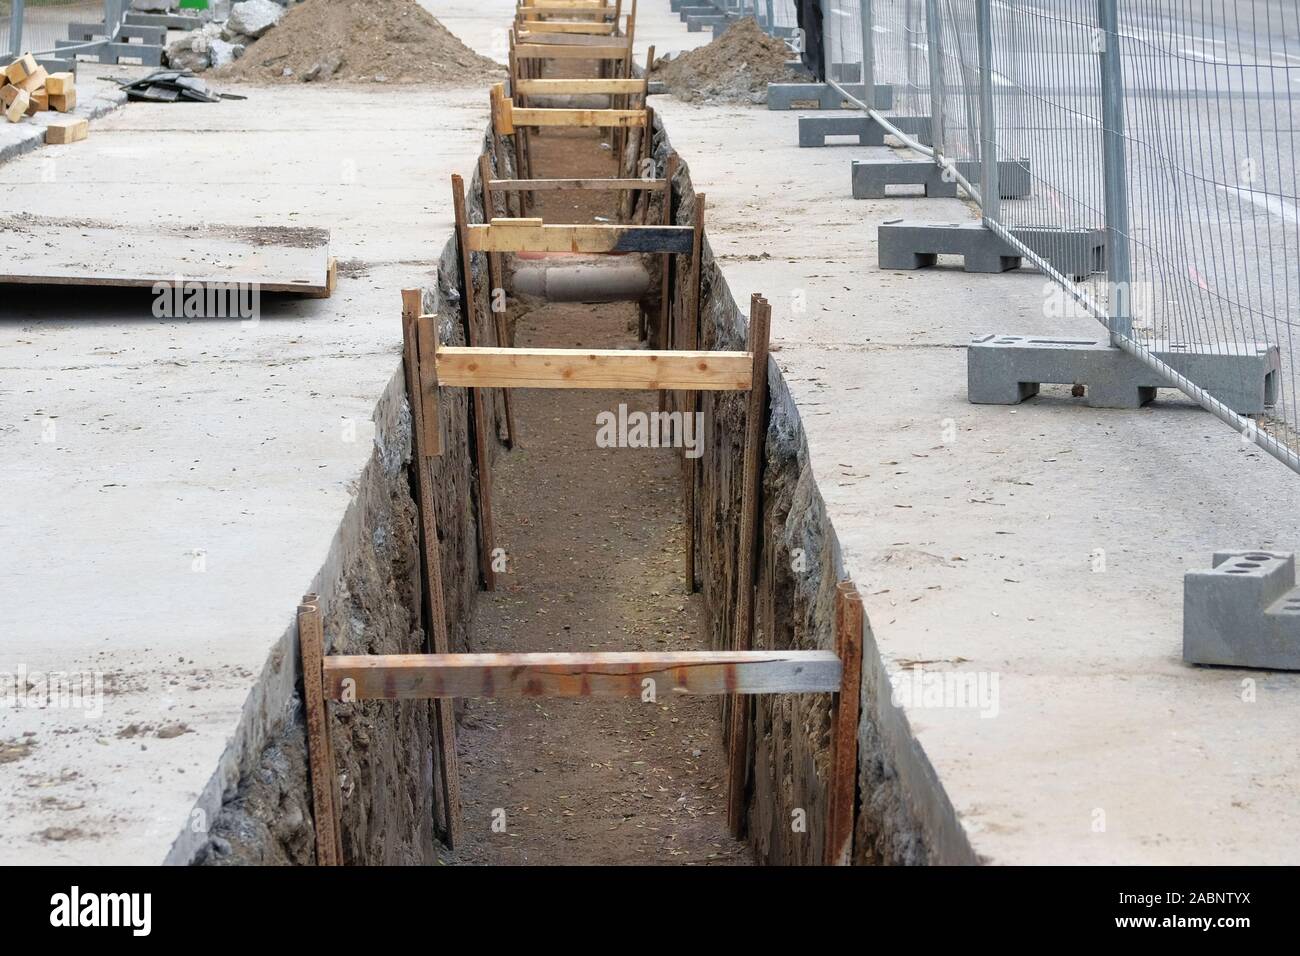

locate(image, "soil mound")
[[652, 17, 802, 104], [219, 0, 504, 85]]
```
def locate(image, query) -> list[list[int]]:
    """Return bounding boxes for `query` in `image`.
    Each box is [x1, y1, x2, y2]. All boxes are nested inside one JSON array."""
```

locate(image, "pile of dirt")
[[218, 0, 503, 85], [651, 17, 803, 104]]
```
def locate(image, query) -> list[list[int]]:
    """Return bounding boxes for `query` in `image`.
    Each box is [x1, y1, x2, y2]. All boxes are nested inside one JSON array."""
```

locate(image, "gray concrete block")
[[768, 82, 894, 111], [851, 157, 1032, 199], [799, 113, 873, 147], [688, 14, 727, 31], [55, 40, 164, 66], [878, 220, 1020, 273], [877, 220, 1103, 279], [852, 156, 959, 199], [680, 5, 713, 22], [966, 334, 1281, 413], [1184, 552, 1300, 670], [829, 62, 862, 83], [69, 21, 165, 45], [800, 112, 931, 148], [1012, 225, 1106, 279], [953, 159, 1032, 199]]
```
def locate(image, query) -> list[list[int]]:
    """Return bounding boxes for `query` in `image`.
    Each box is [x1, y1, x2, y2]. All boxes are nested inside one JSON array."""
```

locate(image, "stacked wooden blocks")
[[2, 53, 87, 144]]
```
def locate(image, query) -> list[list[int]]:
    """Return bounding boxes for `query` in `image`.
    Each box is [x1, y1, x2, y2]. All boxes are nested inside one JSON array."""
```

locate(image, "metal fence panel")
[[820, 0, 1300, 476]]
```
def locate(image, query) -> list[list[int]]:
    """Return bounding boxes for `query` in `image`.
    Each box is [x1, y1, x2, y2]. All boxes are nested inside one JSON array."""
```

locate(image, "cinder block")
[[952, 159, 1032, 199], [799, 113, 873, 147], [851, 157, 1033, 199], [828, 62, 862, 83], [68, 21, 165, 45], [878, 221, 1104, 279], [851, 156, 960, 198], [800, 112, 931, 147], [1184, 552, 1300, 670], [878, 220, 1019, 272], [54, 40, 163, 67], [768, 82, 894, 111], [687, 13, 727, 31], [966, 334, 1281, 413]]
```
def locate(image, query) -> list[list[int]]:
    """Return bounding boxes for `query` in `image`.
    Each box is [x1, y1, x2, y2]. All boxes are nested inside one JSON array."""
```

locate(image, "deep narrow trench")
[[435, 113, 751, 865]]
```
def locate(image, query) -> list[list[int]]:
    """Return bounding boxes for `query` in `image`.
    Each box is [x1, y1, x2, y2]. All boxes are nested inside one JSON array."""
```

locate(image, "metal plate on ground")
[[0, 215, 333, 296]]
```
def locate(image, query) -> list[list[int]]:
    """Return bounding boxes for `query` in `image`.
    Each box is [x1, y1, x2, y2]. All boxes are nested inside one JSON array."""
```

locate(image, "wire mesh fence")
[[1, 0, 121, 61], [819, 0, 1300, 476]]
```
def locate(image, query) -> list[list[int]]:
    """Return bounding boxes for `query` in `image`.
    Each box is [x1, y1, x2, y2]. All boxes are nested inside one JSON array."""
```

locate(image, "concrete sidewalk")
[[0, 84, 488, 864]]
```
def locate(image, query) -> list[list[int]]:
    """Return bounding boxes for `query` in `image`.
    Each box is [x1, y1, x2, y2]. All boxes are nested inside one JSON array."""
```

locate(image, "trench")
[[196, 82, 950, 869]]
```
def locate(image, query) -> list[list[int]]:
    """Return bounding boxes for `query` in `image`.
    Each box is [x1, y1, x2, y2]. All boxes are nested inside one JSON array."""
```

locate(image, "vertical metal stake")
[[976, 0, 1000, 223], [1098, 0, 1133, 341], [924, 0, 947, 160], [859, 0, 876, 112], [11, 0, 26, 59]]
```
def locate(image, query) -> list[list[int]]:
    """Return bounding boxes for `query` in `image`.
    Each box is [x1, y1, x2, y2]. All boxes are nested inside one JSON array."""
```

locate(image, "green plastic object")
[[178, 0, 209, 9]]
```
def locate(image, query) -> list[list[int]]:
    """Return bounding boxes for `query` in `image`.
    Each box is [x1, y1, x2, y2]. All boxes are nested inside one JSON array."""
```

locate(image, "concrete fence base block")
[[828, 62, 862, 83], [768, 82, 894, 111], [878, 220, 1104, 278], [679, 5, 714, 22], [800, 113, 931, 148], [799, 112, 931, 147], [69, 21, 166, 45], [125, 11, 213, 31], [1184, 552, 1300, 670], [55, 40, 164, 67], [966, 334, 1280, 414], [689, 14, 727, 31], [851, 157, 1033, 199]]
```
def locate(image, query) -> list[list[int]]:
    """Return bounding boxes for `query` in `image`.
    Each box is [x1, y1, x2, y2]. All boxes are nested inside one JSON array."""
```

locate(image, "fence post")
[[1097, 0, 1133, 341], [924, 0, 946, 158], [858, 0, 876, 111], [765, 0, 774, 33], [10, 0, 24, 59], [975, 0, 999, 223]]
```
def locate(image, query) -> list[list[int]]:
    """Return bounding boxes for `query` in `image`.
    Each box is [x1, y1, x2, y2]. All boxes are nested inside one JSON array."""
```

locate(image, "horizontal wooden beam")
[[323, 651, 842, 700], [489, 177, 666, 192], [513, 77, 645, 95], [516, 19, 617, 34], [514, 43, 630, 59], [437, 347, 753, 391], [514, 31, 624, 47], [512, 106, 646, 128], [519, 0, 612, 7], [466, 219, 693, 254]]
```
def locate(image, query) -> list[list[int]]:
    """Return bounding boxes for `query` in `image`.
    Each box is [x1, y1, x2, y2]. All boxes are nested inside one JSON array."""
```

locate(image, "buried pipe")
[[511, 255, 651, 303]]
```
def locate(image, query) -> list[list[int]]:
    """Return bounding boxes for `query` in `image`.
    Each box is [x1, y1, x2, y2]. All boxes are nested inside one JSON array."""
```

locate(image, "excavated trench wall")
[[189, 114, 968, 866], [643, 116, 972, 865], [191, 134, 511, 866]]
